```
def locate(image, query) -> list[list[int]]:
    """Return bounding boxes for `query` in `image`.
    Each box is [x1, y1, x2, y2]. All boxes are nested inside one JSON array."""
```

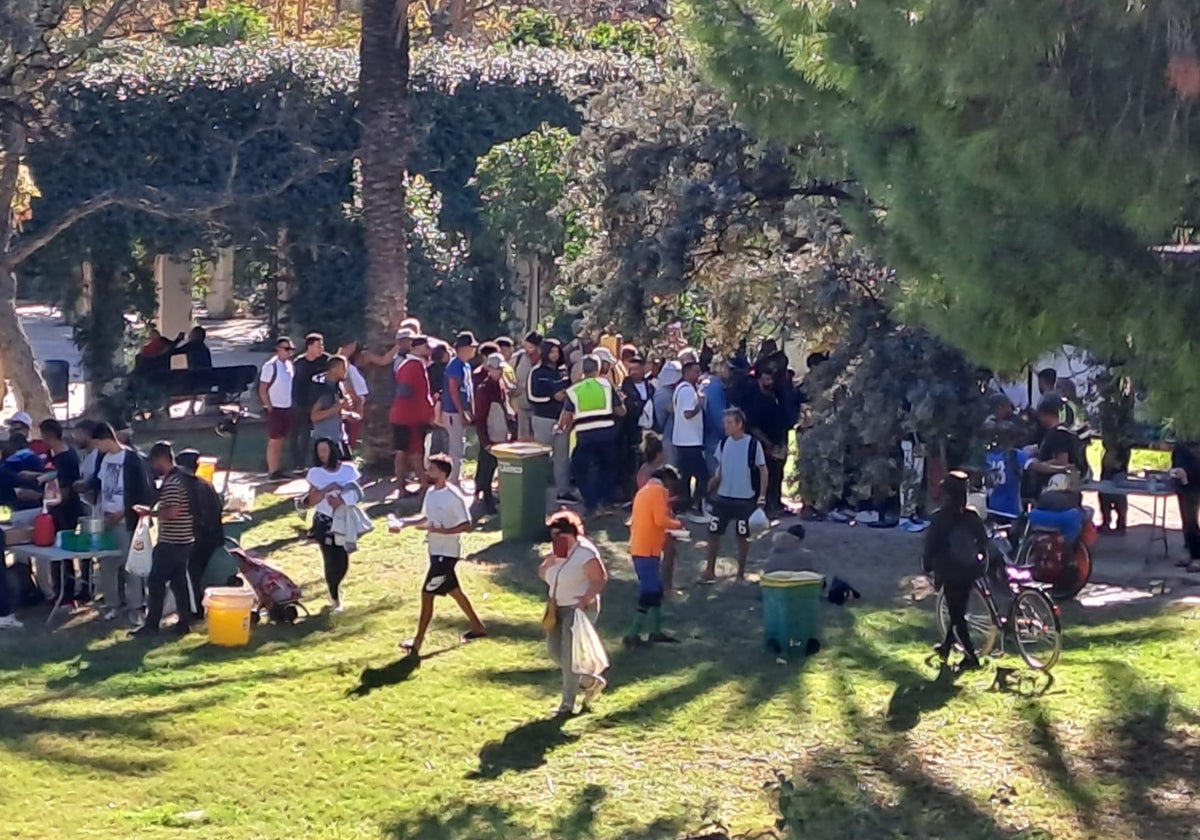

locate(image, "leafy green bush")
[[167, 3, 271, 47]]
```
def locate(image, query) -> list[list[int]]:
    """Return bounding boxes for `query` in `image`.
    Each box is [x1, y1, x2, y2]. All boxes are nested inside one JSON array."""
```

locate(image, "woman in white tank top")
[[539, 512, 608, 715]]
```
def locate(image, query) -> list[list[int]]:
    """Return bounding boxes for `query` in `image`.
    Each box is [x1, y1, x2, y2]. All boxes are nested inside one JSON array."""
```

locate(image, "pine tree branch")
[[5, 150, 355, 268]]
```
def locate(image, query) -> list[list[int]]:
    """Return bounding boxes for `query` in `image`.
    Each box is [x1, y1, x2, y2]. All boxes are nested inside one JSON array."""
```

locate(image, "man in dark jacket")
[[618, 356, 655, 502]]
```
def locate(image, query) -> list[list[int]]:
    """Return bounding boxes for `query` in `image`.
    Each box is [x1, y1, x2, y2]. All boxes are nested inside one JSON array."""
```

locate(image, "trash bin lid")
[[491, 442, 552, 459], [760, 570, 824, 587]]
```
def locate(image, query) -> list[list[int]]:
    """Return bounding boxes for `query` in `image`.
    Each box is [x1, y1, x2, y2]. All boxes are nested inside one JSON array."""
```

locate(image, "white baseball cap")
[[658, 360, 683, 387], [594, 347, 616, 364], [395, 328, 415, 341], [6, 411, 32, 428]]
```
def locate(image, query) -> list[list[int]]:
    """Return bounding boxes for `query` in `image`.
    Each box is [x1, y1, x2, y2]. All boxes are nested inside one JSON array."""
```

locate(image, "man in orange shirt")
[[625, 465, 683, 649]]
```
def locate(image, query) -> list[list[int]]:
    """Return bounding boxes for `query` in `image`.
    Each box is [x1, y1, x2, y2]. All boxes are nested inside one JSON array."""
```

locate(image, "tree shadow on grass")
[[0, 696, 212, 775], [467, 714, 580, 781], [36, 599, 391, 694], [384, 785, 686, 840]]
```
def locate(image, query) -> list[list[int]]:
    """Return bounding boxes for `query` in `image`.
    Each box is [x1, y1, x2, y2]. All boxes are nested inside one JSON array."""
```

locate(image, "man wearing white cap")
[[6, 411, 48, 457], [652, 361, 682, 467]]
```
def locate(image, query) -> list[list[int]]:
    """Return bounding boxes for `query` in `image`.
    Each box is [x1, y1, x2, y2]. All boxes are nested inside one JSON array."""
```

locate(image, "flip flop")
[[460, 630, 488, 643], [398, 638, 419, 653]]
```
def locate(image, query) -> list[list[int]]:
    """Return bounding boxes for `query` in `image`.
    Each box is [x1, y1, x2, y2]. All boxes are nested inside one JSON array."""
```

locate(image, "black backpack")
[[718, 436, 763, 496], [941, 512, 986, 580], [179, 470, 225, 550]]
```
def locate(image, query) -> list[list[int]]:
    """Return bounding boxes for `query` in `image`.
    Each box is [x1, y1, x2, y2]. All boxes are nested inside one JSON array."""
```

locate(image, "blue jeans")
[[572, 428, 617, 511]]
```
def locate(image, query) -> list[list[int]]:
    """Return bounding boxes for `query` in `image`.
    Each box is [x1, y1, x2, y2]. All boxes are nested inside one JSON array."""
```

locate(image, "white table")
[[7, 543, 123, 625], [1081, 481, 1175, 563]]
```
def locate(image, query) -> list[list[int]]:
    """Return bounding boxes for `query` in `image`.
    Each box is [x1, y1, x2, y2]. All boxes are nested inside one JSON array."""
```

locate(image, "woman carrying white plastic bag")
[[571, 609, 609, 681], [539, 512, 608, 717]]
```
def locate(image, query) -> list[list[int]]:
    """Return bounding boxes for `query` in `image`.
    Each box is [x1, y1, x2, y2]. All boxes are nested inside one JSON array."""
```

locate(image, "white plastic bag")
[[570, 609, 609, 678], [125, 516, 154, 577], [748, 507, 771, 535]]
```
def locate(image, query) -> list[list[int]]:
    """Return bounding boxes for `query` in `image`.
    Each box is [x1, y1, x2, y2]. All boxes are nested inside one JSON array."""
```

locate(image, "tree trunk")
[[359, 0, 411, 472], [0, 118, 54, 422]]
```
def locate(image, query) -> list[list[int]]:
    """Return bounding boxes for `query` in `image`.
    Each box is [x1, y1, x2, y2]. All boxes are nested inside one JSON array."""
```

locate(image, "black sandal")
[[460, 630, 488, 643]]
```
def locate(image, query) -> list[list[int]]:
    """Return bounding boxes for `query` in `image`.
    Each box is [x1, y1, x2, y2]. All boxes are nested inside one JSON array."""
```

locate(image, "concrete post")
[[155, 254, 193, 370], [205, 247, 236, 319]]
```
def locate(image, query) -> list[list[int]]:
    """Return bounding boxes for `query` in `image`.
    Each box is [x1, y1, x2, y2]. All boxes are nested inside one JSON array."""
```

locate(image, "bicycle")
[[935, 563, 1063, 670]]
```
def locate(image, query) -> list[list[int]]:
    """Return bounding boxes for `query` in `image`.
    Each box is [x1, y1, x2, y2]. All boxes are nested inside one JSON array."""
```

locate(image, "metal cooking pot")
[[80, 516, 105, 535]]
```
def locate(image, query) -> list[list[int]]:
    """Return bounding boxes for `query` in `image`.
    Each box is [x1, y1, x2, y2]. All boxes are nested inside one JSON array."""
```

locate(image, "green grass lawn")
[[3, 494, 1199, 839]]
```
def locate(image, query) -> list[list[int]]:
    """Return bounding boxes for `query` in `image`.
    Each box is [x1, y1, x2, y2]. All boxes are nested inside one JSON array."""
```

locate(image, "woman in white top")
[[304, 437, 362, 612], [339, 341, 370, 451], [539, 511, 609, 715]]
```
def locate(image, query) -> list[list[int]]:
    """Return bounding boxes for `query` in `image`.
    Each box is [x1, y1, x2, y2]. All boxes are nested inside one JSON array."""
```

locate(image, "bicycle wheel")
[[1049, 543, 1092, 601], [1010, 588, 1061, 670], [935, 587, 998, 659]]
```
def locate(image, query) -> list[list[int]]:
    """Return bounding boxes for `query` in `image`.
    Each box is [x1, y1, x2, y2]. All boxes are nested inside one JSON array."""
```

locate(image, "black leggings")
[[941, 579, 976, 657], [319, 541, 349, 601], [475, 448, 498, 503]]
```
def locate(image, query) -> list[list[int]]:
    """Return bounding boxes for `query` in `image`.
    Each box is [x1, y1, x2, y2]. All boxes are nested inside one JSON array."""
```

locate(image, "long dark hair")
[[542, 338, 565, 369], [313, 437, 341, 470]]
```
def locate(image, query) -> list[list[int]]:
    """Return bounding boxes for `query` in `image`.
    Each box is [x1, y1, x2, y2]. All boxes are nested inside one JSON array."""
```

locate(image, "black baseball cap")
[[454, 331, 477, 349], [1037, 394, 1064, 415]]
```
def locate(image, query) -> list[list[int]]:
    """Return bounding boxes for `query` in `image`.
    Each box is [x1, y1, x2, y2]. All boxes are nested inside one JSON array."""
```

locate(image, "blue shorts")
[[632, 555, 663, 608]]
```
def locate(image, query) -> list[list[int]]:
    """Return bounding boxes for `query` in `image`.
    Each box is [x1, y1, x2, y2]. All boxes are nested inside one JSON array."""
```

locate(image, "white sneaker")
[[900, 516, 930, 533], [330, 600, 345, 615], [100, 608, 120, 622], [828, 509, 853, 523], [0, 614, 23, 630], [855, 510, 881, 525], [685, 511, 709, 525]]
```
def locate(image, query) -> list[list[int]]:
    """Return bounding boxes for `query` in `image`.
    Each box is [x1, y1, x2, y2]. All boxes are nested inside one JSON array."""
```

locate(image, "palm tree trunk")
[[358, 0, 411, 472]]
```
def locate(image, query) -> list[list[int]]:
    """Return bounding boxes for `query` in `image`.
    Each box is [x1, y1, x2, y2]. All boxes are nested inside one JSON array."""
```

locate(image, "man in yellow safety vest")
[[556, 354, 626, 516]]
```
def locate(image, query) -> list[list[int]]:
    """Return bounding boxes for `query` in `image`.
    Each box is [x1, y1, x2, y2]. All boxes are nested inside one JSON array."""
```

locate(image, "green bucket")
[[761, 570, 824, 656]]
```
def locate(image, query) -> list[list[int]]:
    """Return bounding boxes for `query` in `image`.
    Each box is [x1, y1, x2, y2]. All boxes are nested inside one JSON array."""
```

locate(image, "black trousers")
[[941, 578, 976, 657], [188, 541, 218, 616], [288, 414, 314, 470], [146, 541, 194, 630], [766, 456, 786, 511], [475, 448, 498, 503], [319, 540, 349, 601], [1179, 489, 1200, 559]]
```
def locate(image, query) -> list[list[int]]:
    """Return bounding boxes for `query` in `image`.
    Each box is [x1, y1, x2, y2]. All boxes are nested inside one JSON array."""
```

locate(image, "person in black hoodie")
[[923, 471, 989, 670], [618, 356, 655, 502], [1170, 440, 1200, 569]]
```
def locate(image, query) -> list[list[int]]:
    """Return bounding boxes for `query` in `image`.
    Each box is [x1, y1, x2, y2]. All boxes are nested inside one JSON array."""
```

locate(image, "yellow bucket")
[[196, 456, 218, 484], [202, 586, 256, 647]]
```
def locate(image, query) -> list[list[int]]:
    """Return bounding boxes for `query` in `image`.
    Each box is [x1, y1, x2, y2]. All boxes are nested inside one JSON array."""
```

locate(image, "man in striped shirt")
[[131, 442, 195, 638]]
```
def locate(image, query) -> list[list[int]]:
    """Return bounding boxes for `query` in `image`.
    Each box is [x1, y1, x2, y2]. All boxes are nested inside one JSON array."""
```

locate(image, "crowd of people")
[[256, 318, 812, 522], [0, 412, 222, 634]]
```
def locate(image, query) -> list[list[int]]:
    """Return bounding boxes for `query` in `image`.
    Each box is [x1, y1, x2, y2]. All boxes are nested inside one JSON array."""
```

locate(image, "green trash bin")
[[761, 570, 824, 656], [492, 442, 553, 541]]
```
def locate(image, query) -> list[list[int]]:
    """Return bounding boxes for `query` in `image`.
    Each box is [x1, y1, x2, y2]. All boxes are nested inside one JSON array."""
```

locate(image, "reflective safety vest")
[[566, 376, 615, 434]]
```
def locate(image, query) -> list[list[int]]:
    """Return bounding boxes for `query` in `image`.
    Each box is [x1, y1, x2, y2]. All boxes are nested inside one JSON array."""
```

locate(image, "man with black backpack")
[[702, 408, 768, 582], [176, 449, 226, 618]]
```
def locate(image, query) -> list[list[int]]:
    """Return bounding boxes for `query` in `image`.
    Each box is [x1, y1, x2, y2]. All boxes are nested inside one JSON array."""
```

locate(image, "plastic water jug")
[[33, 506, 57, 547]]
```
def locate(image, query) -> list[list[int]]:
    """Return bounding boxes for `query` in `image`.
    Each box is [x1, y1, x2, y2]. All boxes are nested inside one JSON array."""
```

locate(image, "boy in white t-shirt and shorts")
[[393, 454, 487, 655]]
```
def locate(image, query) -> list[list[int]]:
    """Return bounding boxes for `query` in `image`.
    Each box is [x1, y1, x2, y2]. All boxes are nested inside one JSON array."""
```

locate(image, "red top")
[[389, 357, 433, 426], [474, 376, 507, 448]]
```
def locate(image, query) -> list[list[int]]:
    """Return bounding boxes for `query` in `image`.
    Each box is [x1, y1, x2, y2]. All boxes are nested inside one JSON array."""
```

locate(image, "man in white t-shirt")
[[258, 337, 296, 480], [393, 454, 487, 656], [671, 361, 709, 524]]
